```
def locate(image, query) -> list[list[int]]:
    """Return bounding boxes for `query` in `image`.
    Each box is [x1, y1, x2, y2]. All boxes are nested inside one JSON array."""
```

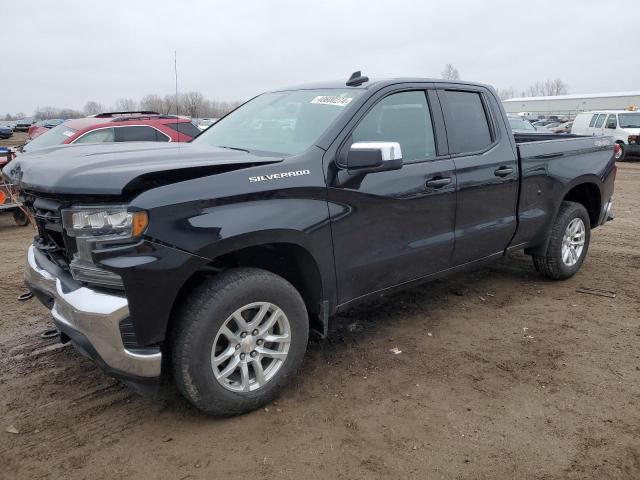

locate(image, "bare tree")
[[524, 78, 569, 97], [34, 106, 82, 119], [441, 64, 460, 81], [114, 98, 138, 112], [139, 94, 165, 113], [207, 100, 242, 118], [496, 87, 519, 100], [83, 101, 104, 116], [181, 91, 206, 118], [542, 78, 569, 96], [162, 94, 179, 115]]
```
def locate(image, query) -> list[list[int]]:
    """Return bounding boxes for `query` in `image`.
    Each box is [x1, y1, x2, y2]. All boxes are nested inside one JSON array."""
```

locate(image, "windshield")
[[193, 89, 364, 155], [508, 117, 535, 131], [22, 123, 77, 152], [618, 113, 640, 129]]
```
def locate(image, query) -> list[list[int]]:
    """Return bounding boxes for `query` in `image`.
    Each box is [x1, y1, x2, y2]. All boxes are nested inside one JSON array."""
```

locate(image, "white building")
[[503, 91, 640, 119]]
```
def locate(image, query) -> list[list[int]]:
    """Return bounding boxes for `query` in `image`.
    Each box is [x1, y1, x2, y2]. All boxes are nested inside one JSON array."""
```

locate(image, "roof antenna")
[[346, 70, 369, 87], [174, 50, 180, 142]]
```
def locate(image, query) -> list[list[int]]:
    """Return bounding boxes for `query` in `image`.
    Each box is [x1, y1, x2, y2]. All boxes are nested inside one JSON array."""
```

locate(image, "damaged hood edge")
[[3, 142, 284, 196]]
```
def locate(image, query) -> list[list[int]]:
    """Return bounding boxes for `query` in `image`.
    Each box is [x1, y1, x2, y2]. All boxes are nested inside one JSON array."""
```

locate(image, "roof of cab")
[[274, 77, 494, 93]]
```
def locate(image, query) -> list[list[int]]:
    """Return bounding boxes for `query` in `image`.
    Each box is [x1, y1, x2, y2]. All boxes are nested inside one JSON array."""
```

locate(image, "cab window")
[[605, 115, 617, 129], [594, 114, 607, 128], [352, 91, 436, 162]]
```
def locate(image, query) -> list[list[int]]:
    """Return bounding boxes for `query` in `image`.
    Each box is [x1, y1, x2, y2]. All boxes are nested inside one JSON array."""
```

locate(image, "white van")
[[571, 110, 640, 161]]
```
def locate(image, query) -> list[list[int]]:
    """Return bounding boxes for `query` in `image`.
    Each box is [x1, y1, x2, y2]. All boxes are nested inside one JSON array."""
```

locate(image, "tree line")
[[3, 92, 244, 121], [441, 64, 569, 100]]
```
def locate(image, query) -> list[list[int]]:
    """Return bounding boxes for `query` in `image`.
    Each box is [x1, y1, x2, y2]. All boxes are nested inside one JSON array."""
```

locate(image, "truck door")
[[325, 87, 456, 305], [437, 87, 519, 265]]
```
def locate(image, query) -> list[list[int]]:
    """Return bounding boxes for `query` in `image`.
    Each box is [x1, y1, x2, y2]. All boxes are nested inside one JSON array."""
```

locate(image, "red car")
[[27, 119, 64, 140], [22, 111, 201, 153]]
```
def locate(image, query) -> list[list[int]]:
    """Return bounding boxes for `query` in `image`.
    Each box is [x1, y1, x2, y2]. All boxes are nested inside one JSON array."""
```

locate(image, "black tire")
[[13, 209, 29, 227], [171, 267, 308, 416], [615, 142, 626, 162], [532, 201, 591, 280]]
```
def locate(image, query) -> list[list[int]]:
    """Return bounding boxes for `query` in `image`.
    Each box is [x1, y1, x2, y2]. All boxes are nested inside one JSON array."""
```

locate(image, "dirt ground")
[[0, 131, 28, 149], [0, 154, 638, 479]]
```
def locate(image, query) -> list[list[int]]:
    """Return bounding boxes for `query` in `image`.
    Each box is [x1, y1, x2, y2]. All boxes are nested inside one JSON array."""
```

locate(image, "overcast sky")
[[2, 0, 639, 115]]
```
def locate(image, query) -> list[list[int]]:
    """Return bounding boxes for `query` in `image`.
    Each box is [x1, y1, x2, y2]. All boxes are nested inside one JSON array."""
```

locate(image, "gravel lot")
[[1, 145, 639, 479]]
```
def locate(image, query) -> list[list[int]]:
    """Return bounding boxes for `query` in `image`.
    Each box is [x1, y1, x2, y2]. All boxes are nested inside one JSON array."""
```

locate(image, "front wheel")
[[171, 268, 309, 416], [532, 201, 591, 280]]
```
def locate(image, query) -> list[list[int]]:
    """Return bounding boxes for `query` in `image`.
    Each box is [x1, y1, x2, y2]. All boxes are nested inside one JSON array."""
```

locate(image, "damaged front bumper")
[[24, 245, 162, 383]]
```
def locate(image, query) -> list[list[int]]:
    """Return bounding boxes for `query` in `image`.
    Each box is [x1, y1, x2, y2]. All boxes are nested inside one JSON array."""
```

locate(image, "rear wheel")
[[532, 201, 591, 280], [171, 268, 309, 416]]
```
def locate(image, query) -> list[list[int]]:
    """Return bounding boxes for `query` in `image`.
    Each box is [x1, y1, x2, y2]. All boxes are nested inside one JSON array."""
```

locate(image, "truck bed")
[[514, 133, 612, 160]]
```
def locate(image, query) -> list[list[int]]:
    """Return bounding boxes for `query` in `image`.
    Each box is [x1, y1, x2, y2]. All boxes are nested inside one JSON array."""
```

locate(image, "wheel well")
[[563, 183, 601, 227], [170, 243, 325, 337]]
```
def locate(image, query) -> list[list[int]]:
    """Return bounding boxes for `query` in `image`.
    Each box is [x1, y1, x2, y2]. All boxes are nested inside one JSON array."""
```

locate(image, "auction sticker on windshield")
[[310, 96, 353, 107]]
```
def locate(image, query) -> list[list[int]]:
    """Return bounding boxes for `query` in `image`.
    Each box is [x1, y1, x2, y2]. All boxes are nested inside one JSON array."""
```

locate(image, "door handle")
[[425, 177, 452, 188], [494, 167, 514, 177]]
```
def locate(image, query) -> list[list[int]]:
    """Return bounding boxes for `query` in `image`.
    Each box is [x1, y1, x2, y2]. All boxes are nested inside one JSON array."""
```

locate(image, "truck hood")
[[3, 142, 283, 196]]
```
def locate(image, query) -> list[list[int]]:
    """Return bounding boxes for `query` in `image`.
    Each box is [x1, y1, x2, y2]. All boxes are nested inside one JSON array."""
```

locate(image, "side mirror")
[[606, 124, 616, 129], [346, 141, 403, 173]]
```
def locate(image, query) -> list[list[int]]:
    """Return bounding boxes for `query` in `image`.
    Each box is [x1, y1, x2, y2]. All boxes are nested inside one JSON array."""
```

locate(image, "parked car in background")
[[0, 124, 13, 139], [549, 121, 573, 134], [27, 119, 65, 140], [14, 118, 38, 132], [1, 121, 17, 131], [21, 111, 202, 153], [571, 110, 640, 161], [507, 116, 537, 133], [196, 118, 219, 130], [532, 120, 557, 128]]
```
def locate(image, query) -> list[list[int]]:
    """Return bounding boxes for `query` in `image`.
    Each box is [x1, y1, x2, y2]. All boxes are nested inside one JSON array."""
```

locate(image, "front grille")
[[24, 194, 75, 269]]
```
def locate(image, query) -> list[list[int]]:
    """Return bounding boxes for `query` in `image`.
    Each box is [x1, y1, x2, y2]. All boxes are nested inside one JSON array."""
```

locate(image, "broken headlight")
[[61, 207, 148, 288], [62, 207, 148, 238]]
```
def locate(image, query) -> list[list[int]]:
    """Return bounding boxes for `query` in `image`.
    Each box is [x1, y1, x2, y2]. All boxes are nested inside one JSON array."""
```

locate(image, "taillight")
[[614, 144, 622, 156]]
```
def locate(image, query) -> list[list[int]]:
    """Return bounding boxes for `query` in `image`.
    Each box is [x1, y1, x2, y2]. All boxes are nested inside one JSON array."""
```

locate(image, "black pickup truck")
[[6, 73, 616, 416]]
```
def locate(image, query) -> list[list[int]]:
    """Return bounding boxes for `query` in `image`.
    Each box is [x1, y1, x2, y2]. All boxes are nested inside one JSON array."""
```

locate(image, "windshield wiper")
[[217, 145, 251, 153]]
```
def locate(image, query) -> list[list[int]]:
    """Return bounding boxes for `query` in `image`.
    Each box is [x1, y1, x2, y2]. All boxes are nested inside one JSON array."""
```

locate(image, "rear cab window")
[[588, 114, 599, 127], [440, 90, 493, 154], [594, 114, 607, 128]]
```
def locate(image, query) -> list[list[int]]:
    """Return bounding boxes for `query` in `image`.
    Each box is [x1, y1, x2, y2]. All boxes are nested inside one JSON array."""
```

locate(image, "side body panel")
[[511, 136, 616, 249]]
